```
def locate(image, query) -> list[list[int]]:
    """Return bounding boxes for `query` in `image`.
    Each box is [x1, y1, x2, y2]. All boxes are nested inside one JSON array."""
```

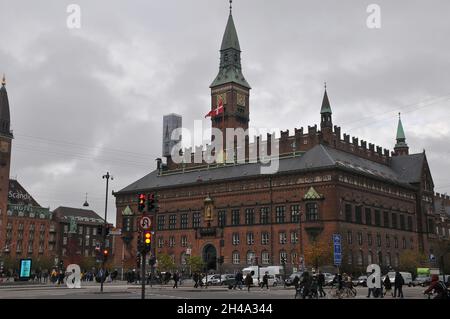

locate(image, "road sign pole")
[[141, 250, 147, 300]]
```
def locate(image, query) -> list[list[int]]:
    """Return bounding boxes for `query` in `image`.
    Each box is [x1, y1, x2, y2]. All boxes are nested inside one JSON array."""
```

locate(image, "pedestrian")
[[383, 274, 392, 297], [393, 271, 404, 298], [245, 271, 254, 292], [261, 272, 269, 290], [317, 271, 326, 297], [173, 272, 179, 289], [193, 272, 199, 288], [300, 271, 312, 299], [233, 271, 243, 290]]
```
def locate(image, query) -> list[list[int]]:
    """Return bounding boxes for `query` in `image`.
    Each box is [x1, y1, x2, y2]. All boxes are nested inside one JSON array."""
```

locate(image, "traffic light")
[[103, 249, 109, 262], [143, 230, 152, 252], [105, 226, 110, 236], [138, 193, 146, 212], [136, 253, 141, 268], [147, 193, 157, 212], [97, 225, 103, 236]]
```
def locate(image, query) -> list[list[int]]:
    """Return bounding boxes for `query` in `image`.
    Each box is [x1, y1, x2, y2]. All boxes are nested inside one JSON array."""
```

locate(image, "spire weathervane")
[[324, 81, 327, 90], [398, 112, 401, 119], [1, 74, 5, 86], [229, 0, 233, 14]]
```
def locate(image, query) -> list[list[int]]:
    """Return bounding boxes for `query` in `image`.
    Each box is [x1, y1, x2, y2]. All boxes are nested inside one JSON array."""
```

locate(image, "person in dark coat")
[[245, 271, 254, 292], [393, 272, 404, 298], [383, 275, 392, 297], [193, 272, 199, 288], [173, 272, 179, 288], [300, 271, 312, 299], [317, 271, 326, 297], [261, 272, 269, 290], [233, 271, 243, 290]]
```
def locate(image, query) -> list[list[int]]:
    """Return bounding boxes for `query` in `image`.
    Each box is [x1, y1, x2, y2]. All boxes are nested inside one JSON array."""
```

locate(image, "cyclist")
[[424, 274, 450, 300]]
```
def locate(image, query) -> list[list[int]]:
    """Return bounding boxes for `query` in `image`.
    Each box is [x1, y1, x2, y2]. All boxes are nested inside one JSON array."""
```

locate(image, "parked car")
[[202, 274, 221, 285], [220, 274, 235, 285], [355, 275, 368, 287], [323, 273, 335, 286], [411, 275, 431, 287], [285, 272, 303, 287]]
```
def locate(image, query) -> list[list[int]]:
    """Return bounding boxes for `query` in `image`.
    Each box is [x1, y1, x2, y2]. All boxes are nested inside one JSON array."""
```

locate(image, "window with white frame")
[[290, 231, 298, 244], [279, 232, 287, 244], [246, 232, 254, 245], [232, 251, 240, 264], [261, 232, 269, 245], [232, 233, 240, 245], [261, 251, 270, 265]]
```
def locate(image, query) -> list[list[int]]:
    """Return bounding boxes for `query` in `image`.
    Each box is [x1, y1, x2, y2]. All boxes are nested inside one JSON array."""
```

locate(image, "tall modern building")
[[112, 6, 447, 275], [162, 114, 182, 158]]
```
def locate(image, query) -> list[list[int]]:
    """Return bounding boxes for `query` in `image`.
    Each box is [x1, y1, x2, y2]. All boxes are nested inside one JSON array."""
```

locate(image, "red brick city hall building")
[[112, 10, 443, 274]]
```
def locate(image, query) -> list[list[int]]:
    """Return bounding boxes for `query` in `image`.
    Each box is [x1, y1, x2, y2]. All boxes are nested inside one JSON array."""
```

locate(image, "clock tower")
[[0, 75, 13, 252], [210, 5, 251, 148]]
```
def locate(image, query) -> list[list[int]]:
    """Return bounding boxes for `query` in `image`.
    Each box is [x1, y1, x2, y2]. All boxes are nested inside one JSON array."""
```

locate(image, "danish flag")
[[205, 96, 224, 118]]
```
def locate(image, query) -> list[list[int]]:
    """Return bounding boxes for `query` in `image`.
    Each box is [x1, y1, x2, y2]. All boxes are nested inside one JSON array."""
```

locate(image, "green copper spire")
[[394, 113, 409, 155], [396, 113, 406, 141], [221, 13, 241, 51], [210, 5, 250, 89], [320, 83, 332, 114]]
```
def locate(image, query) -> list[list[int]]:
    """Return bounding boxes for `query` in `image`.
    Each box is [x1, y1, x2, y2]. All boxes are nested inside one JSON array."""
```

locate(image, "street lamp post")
[[100, 172, 112, 293]]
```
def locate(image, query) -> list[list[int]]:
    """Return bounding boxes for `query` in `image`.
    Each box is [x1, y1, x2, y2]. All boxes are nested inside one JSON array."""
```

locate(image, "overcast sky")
[[1, 0, 450, 224]]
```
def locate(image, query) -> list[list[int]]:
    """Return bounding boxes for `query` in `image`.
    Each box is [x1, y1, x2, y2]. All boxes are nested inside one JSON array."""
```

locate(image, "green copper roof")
[[320, 90, 332, 114], [303, 187, 323, 200], [396, 116, 406, 140], [210, 66, 251, 89], [210, 13, 250, 89], [221, 14, 240, 51], [395, 114, 408, 148]]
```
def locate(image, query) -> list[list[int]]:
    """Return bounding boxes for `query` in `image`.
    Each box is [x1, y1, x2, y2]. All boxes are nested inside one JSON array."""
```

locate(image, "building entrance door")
[[202, 244, 217, 271]]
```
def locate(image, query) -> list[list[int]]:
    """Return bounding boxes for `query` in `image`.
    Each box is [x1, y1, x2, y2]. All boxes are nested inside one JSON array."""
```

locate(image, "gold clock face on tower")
[[237, 93, 246, 107], [0, 141, 9, 153]]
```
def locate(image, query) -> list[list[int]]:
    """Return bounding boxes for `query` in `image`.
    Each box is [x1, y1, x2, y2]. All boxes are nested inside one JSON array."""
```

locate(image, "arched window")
[[247, 251, 255, 265], [306, 203, 319, 221], [232, 251, 240, 265]]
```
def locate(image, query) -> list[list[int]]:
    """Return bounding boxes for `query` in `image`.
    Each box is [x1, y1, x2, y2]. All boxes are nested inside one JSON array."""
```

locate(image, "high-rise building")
[[162, 114, 182, 158]]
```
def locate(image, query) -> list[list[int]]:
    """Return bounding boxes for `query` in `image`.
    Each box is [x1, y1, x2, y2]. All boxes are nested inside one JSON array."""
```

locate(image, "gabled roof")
[[53, 206, 104, 223], [390, 153, 425, 183], [116, 144, 417, 195], [8, 179, 41, 206], [304, 187, 323, 200]]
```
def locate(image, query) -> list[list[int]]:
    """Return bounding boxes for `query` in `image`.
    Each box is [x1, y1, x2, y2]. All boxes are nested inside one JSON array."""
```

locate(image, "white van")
[[384, 272, 413, 286], [242, 266, 279, 287]]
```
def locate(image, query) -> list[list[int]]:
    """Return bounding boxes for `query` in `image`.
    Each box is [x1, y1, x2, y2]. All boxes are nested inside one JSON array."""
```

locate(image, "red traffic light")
[[103, 249, 109, 256], [138, 193, 146, 212]]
